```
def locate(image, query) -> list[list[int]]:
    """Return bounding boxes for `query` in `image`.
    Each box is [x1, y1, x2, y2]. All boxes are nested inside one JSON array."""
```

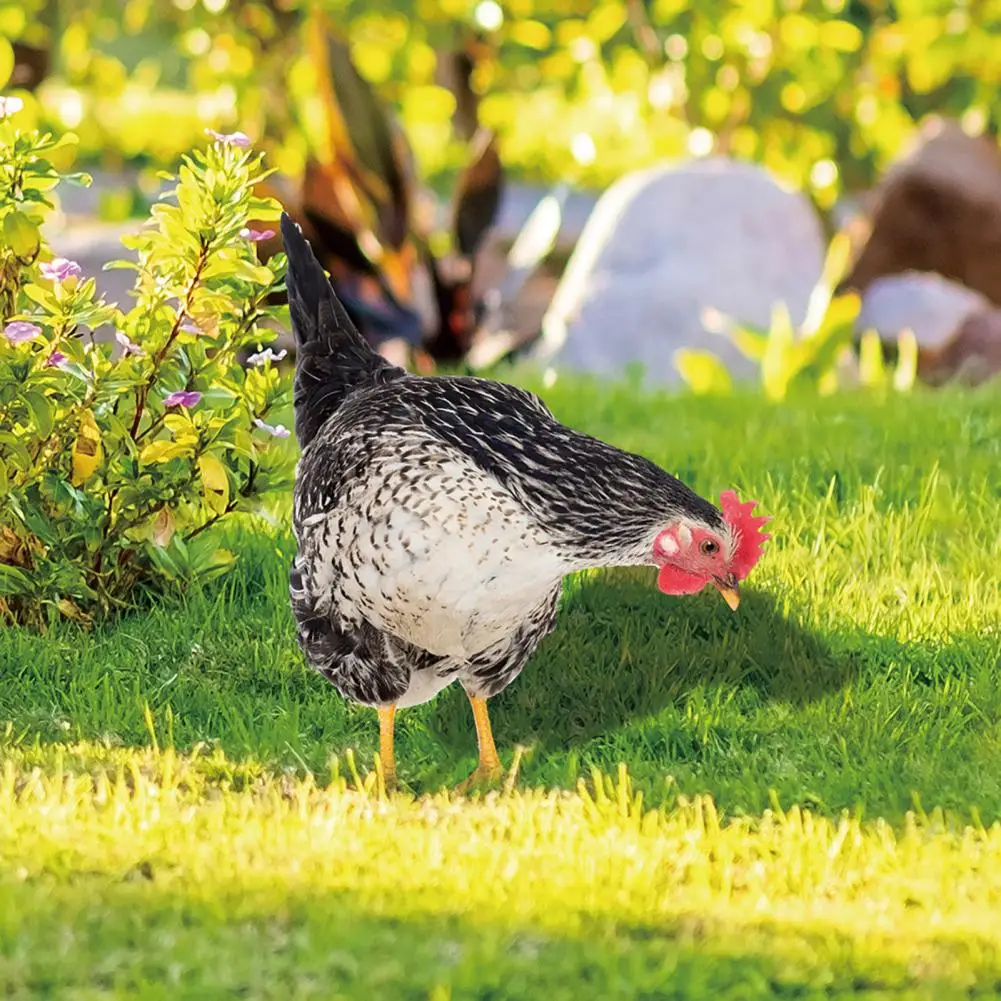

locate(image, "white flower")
[[246, 347, 288, 366], [253, 418, 290, 439], [0, 96, 25, 119]]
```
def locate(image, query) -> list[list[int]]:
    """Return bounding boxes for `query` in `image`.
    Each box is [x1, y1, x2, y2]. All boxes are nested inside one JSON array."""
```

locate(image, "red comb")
[[719, 489, 771, 581]]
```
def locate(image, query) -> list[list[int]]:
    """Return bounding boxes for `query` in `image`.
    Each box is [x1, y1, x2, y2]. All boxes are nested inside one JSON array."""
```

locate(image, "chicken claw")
[[455, 761, 505, 794], [455, 695, 504, 793]]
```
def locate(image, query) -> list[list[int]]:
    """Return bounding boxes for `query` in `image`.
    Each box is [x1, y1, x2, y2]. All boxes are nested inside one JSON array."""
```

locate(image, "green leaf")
[[199, 386, 239, 412], [23, 390, 54, 439], [21, 283, 59, 311], [246, 196, 283, 221], [17, 188, 55, 207], [0, 563, 32, 597], [218, 425, 256, 462], [59, 361, 92, 383], [0, 432, 32, 469], [203, 254, 274, 285]]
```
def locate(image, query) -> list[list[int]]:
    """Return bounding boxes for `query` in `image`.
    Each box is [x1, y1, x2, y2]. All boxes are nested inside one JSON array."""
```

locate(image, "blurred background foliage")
[[2, 0, 1000, 213]]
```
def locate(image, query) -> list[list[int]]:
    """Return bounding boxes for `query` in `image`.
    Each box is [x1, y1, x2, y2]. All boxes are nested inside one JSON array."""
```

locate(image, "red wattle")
[[657, 565, 709, 596]]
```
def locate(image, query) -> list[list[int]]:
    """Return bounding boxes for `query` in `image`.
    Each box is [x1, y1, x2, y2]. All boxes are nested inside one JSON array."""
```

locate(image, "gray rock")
[[488, 184, 596, 253], [535, 157, 826, 383], [856, 271, 988, 348]]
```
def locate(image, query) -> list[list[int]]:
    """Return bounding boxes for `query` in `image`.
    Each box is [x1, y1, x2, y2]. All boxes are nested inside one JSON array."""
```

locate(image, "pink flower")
[[45, 350, 67, 367], [0, 96, 24, 119], [254, 418, 291, 439], [115, 330, 145, 357], [205, 129, 252, 148], [40, 257, 82, 283], [246, 347, 287, 366], [164, 390, 202, 409], [3, 321, 41, 344], [240, 227, 275, 243]]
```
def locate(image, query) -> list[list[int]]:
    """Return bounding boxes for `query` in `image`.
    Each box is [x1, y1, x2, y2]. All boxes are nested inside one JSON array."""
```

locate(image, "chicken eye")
[[700, 539, 719, 556]]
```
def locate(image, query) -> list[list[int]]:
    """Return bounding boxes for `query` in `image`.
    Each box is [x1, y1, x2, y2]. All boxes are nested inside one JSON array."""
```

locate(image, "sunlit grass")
[[3, 743, 1001, 997], [2, 378, 1001, 996]]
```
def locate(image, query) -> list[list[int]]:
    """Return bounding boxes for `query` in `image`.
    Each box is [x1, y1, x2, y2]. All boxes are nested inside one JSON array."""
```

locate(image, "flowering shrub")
[[0, 105, 294, 629]]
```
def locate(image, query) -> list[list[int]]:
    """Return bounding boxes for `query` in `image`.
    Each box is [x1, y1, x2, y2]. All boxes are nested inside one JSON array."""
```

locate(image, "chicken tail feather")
[[280, 211, 403, 447]]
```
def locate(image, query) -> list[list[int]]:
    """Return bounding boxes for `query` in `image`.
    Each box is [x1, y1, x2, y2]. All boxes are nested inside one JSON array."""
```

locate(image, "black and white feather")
[[283, 212, 726, 709]]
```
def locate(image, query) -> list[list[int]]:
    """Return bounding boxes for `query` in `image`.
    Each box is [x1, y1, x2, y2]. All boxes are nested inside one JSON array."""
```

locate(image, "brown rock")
[[919, 306, 1001, 386], [839, 117, 1001, 305]]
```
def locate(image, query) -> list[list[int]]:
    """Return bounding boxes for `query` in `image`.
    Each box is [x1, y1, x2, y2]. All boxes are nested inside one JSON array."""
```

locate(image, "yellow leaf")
[[57, 597, 93, 629], [761, 303, 796, 401], [894, 328, 918, 392], [588, 1, 627, 43], [509, 20, 552, 49], [163, 414, 198, 439], [48, 133, 80, 172], [673, 349, 733, 395], [0, 526, 23, 563], [71, 410, 103, 487], [3, 210, 40, 258], [152, 507, 175, 548], [198, 453, 230, 515], [821, 231, 855, 293], [779, 14, 819, 50], [819, 20, 863, 53], [0, 37, 13, 90], [140, 440, 192, 465], [858, 329, 887, 388], [818, 370, 840, 396]]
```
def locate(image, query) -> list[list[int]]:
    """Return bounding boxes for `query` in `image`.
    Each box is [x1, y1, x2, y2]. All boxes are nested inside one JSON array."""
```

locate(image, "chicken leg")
[[377, 704, 397, 788], [458, 694, 504, 791]]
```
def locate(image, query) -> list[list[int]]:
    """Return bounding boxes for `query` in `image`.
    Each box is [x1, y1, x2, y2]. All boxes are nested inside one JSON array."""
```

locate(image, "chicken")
[[282, 212, 771, 789]]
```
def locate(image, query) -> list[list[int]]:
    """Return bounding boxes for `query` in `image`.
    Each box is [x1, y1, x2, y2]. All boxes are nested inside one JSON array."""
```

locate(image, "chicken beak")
[[713, 575, 741, 611]]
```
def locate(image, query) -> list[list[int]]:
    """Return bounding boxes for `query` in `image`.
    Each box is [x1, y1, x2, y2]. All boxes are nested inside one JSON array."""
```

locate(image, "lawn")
[[2, 375, 1001, 998]]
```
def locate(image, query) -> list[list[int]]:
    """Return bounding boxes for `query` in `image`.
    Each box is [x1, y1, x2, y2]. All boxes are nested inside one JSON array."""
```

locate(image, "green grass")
[[2, 378, 1001, 997]]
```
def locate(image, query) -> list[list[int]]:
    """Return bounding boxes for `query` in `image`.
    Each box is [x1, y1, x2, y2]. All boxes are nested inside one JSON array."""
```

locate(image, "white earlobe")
[[660, 535, 679, 556], [677, 523, 693, 547]]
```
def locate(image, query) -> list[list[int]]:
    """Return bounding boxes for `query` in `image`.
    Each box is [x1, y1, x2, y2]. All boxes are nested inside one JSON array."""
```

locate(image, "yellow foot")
[[455, 761, 504, 794]]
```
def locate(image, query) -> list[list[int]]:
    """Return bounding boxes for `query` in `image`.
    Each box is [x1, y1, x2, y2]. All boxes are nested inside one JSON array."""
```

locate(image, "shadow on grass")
[[428, 568, 856, 755], [5, 554, 1001, 819]]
